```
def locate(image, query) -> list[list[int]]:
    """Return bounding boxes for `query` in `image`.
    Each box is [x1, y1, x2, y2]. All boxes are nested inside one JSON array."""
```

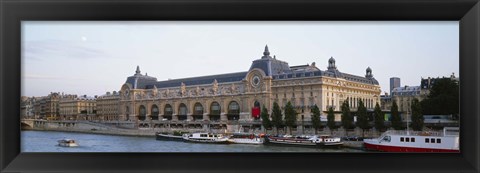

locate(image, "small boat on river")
[[312, 135, 343, 147], [182, 133, 229, 144], [265, 135, 343, 147], [57, 139, 78, 147], [264, 135, 317, 146], [155, 132, 184, 141], [227, 133, 264, 145]]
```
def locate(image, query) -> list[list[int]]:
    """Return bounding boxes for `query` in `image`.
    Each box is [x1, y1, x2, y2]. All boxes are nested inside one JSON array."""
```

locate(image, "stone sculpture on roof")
[[180, 82, 186, 97], [212, 79, 218, 95]]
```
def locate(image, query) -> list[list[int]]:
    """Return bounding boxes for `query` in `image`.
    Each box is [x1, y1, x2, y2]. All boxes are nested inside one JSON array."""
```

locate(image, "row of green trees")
[[261, 102, 298, 135], [260, 78, 459, 135], [260, 99, 424, 136]]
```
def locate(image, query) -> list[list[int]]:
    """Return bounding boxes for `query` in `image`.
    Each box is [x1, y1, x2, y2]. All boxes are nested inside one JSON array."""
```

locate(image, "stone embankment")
[[342, 141, 365, 150], [31, 121, 157, 137], [30, 120, 227, 137], [28, 120, 383, 139]]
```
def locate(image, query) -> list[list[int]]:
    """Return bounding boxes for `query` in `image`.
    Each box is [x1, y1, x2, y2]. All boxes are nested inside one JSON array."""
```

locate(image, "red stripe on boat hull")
[[364, 143, 459, 152]]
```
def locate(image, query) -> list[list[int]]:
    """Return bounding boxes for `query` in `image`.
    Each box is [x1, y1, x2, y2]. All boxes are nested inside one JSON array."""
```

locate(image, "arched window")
[[151, 105, 159, 120], [209, 102, 221, 121], [254, 101, 260, 108], [178, 103, 187, 121], [228, 101, 240, 115], [194, 103, 204, 115], [179, 103, 187, 115], [210, 102, 221, 115], [164, 104, 173, 115], [163, 104, 173, 120], [193, 102, 204, 121], [138, 105, 146, 121], [228, 101, 240, 120]]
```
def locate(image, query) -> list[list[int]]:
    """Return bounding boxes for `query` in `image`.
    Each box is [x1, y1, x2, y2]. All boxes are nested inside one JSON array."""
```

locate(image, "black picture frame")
[[1, 0, 479, 172]]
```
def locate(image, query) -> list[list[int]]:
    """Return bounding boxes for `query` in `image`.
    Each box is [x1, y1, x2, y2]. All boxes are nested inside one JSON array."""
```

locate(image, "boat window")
[[200, 134, 207, 137], [406, 138, 410, 142], [425, 138, 429, 143], [382, 136, 391, 142], [209, 135, 213, 137], [437, 139, 441, 143], [400, 137, 404, 142], [411, 138, 415, 142], [431, 138, 435, 143]]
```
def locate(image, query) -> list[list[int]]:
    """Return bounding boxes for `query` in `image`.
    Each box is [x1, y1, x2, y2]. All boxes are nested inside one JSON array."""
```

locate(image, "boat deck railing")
[[383, 130, 444, 137]]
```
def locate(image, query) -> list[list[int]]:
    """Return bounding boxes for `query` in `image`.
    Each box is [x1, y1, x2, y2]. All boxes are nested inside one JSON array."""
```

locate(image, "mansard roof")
[[125, 46, 380, 89], [342, 73, 379, 85], [144, 71, 248, 89], [272, 68, 379, 85], [249, 45, 292, 76]]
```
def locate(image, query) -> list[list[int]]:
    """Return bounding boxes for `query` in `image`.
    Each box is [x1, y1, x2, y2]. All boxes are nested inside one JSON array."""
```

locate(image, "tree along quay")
[[22, 119, 457, 139]]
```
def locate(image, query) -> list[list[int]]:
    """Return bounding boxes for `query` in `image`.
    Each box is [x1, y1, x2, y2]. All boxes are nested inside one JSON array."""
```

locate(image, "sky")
[[21, 21, 459, 97]]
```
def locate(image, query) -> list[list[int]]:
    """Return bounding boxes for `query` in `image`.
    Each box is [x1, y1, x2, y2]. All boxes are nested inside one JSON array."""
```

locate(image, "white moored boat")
[[312, 135, 343, 147], [363, 127, 459, 152], [57, 139, 78, 147], [182, 133, 229, 144], [227, 133, 264, 145], [264, 135, 318, 146]]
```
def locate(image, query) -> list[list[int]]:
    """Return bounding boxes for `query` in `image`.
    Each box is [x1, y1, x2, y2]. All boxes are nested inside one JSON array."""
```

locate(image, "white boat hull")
[[183, 133, 230, 144], [227, 138, 264, 144], [57, 140, 79, 147], [363, 127, 460, 152]]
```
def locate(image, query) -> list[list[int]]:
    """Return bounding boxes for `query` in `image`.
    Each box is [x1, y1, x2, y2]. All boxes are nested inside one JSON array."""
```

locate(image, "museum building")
[[119, 45, 381, 128]]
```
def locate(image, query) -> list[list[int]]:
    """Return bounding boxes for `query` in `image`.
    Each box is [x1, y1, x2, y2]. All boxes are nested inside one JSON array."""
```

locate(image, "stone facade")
[[20, 96, 36, 119], [96, 91, 121, 121], [59, 94, 97, 120], [391, 86, 423, 113], [118, 46, 382, 128], [33, 92, 60, 120], [380, 74, 459, 121]]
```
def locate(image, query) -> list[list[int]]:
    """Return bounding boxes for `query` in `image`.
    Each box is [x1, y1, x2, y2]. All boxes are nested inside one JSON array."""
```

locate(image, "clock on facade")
[[252, 75, 261, 87], [124, 89, 130, 97]]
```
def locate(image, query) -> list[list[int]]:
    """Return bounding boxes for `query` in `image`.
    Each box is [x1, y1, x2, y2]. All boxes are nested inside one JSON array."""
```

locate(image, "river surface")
[[21, 130, 365, 152]]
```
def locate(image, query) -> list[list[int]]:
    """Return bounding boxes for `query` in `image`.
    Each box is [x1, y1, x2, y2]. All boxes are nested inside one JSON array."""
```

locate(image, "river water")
[[21, 130, 365, 152]]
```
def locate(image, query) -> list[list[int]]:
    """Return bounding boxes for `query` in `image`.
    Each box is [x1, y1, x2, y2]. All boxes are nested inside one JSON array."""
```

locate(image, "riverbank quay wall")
[[27, 120, 390, 138]]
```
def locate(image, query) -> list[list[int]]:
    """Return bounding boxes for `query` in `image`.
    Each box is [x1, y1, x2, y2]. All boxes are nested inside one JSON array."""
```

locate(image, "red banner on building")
[[251, 107, 260, 118]]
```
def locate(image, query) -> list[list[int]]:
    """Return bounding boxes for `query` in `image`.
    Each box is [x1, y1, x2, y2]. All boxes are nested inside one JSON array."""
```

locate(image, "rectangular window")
[[411, 138, 415, 142], [405, 138, 410, 142], [425, 138, 429, 143], [400, 137, 404, 142], [431, 138, 435, 143], [437, 139, 441, 143]]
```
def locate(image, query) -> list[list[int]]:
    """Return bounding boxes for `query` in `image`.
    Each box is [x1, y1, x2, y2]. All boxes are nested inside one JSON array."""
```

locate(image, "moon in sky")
[[81, 36, 87, 42]]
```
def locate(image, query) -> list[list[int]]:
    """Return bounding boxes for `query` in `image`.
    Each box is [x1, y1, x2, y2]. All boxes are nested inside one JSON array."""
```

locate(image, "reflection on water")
[[21, 130, 364, 152]]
